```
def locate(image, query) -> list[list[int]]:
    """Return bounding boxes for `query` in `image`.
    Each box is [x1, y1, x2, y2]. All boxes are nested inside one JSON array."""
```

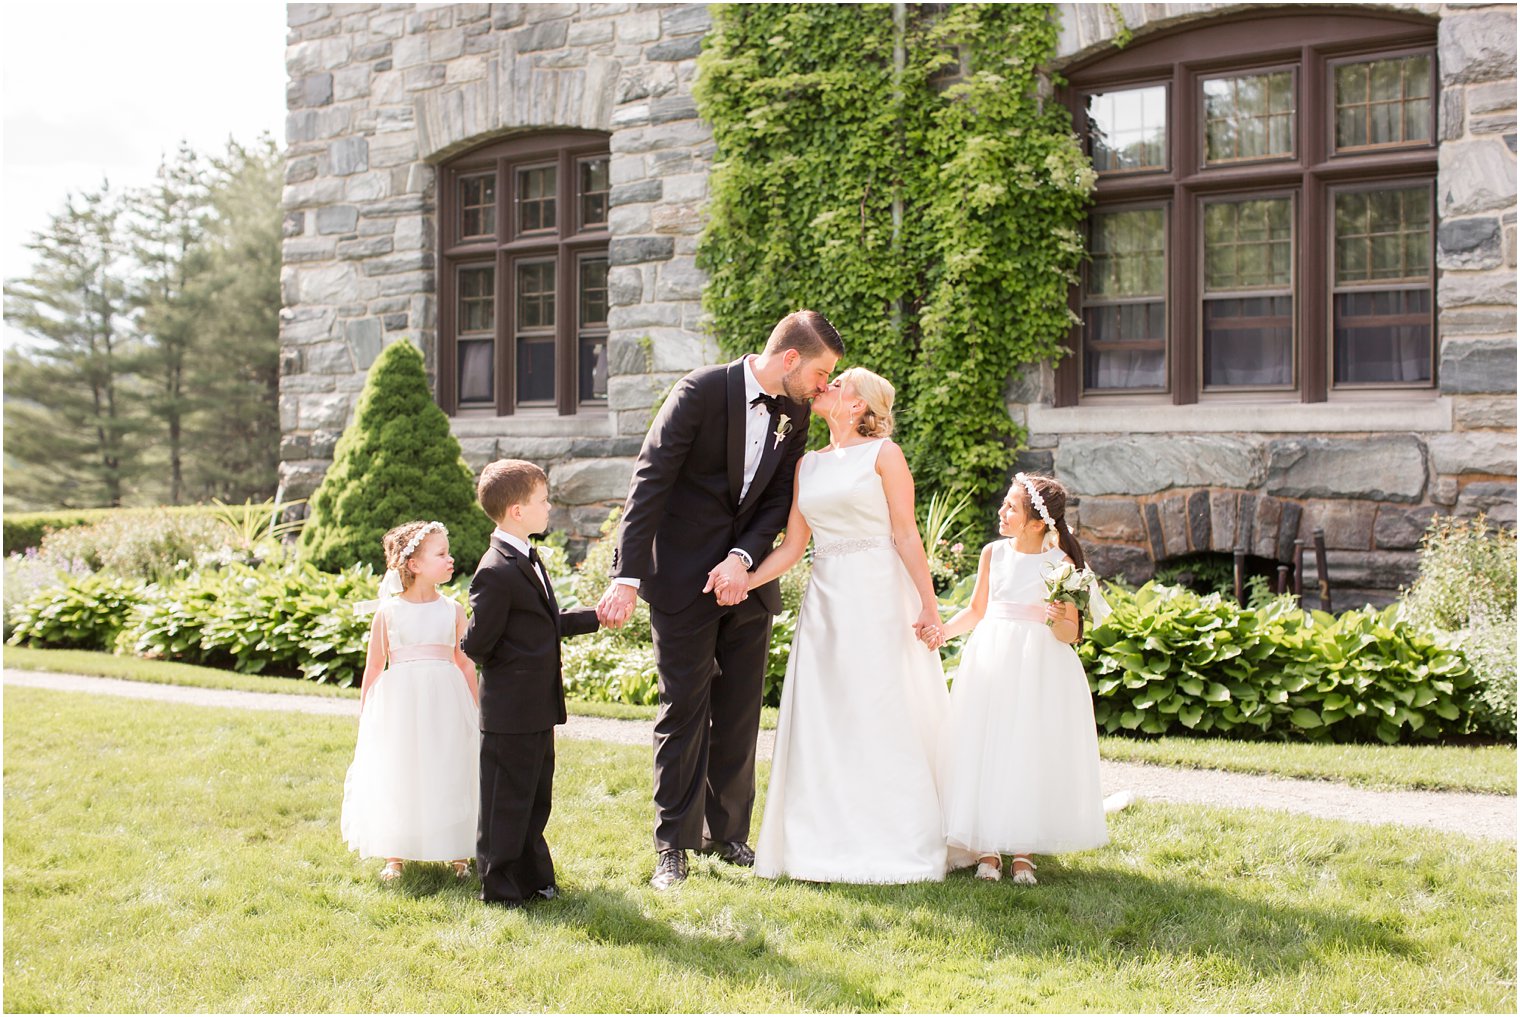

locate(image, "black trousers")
[[478, 728, 555, 904], [649, 595, 771, 852]]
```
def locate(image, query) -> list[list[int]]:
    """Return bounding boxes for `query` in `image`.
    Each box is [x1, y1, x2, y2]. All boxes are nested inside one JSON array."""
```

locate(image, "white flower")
[[772, 414, 792, 449]]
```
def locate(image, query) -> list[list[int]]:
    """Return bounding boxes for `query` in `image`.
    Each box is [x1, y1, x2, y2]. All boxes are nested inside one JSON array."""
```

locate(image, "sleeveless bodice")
[[988, 542, 1065, 606], [382, 595, 458, 650], [797, 440, 892, 550]]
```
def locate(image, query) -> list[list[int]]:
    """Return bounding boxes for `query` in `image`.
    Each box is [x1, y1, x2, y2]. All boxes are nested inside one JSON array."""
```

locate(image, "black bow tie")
[[526, 546, 542, 569], [749, 392, 782, 413]]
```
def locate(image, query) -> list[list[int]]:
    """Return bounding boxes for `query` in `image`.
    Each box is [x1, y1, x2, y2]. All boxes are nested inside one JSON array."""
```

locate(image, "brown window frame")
[[1058, 11, 1438, 407], [438, 131, 611, 417]]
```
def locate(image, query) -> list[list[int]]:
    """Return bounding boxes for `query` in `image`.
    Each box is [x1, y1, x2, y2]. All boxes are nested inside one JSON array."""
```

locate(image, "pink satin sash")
[[388, 643, 457, 664], [985, 601, 1047, 623]]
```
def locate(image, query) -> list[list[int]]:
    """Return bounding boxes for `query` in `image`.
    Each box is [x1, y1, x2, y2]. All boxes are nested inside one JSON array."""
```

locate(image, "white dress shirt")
[[494, 528, 549, 596], [614, 357, 781, 588]]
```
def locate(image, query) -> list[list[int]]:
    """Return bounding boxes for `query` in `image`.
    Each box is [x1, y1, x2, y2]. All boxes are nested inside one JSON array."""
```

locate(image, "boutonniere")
[[772, 414, 792, 450]]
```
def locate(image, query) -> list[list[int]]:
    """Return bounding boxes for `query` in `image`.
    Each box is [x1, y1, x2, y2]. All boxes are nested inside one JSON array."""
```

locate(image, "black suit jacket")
[[611, 358, 809, 615], [461, 534, 599, 734]]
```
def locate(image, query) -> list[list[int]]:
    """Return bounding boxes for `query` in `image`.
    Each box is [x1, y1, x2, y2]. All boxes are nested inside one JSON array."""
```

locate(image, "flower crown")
[[398, 521, 447, 561], [1013, 472, 1057, 533]]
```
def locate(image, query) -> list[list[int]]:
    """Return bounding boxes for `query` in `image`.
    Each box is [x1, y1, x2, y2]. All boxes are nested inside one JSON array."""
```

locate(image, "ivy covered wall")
[[694, 3, 1094, 501]]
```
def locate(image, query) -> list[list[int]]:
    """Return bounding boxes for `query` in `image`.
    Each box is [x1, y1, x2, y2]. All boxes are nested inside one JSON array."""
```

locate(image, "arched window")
[[1058, 11, 1438, 406], [438, 131, 610, 416]]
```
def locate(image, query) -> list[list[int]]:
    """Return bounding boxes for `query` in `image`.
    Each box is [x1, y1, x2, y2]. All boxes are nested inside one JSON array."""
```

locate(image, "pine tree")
[[129, 143, 209, 505], [3, 185, 144, 508], [298, 340, 493, 573], [183, 136, 281, 502]]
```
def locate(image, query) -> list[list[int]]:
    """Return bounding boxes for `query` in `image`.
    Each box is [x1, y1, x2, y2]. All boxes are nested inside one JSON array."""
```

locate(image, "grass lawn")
[[6, 646, 1513, 794], [4, 686, 1515, 1013]]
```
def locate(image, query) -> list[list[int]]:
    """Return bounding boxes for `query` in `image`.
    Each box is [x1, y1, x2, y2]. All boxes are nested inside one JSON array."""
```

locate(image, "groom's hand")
[[596, 583, 637, 628], [703, 554, 750, 606]]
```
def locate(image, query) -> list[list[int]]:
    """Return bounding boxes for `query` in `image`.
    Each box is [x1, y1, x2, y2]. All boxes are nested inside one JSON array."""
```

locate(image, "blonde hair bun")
[[837, 366, 895, 439]]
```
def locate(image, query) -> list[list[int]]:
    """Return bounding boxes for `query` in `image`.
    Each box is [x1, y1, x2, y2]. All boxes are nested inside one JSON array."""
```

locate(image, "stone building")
[[279, 3, 1517, 604]]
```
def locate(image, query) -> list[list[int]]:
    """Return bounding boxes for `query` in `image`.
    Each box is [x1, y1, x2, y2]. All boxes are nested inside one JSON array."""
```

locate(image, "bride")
[[732, 367, 961, 883]]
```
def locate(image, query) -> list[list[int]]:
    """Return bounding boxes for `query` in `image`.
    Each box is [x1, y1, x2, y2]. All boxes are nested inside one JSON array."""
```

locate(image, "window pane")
[[1334, 54, 1432, 149], [1334, 289, 1432, 384], [517, 165, 557, 233], [1089, 208, 1164, 296], [460, 174, 495, 238], [1333, 187, 1430, 285], [579, 257, 608, 326], [517, 339, 556, 404], [579, 336, 608, 402], [516, 261, 555, 330], [1086, 85, 1168, 173], [458, 265, 494, 333], [1083, 208, 1167, 391], [458, 339, 493, 404], [1202, 296, 1293, 386], [1204, 71, 1295, 163], [1203, 198, 1293, 291], [579, 156, 609, 228]]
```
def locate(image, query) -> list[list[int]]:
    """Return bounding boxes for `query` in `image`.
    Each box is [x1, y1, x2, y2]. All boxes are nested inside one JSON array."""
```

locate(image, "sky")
[[3, 1, 289, 346]]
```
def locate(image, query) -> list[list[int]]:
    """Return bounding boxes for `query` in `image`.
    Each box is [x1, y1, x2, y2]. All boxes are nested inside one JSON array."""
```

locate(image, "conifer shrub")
[[298, 341, 492, 574]]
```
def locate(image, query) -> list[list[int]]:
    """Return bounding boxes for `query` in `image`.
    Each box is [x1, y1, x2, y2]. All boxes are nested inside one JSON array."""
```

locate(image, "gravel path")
[[6, 668, 1514, 842]]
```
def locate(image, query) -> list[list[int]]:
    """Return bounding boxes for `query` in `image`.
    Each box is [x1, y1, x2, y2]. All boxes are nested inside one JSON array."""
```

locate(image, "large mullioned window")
[[438, 132, 610, 416], [1060, 13, 1437, 405]]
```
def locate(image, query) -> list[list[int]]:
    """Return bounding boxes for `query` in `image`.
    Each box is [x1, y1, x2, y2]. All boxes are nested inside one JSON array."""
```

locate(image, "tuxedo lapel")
[[725, 359, 746, 507], [738, 401, 795, 514], [493, 534, 552, 611]]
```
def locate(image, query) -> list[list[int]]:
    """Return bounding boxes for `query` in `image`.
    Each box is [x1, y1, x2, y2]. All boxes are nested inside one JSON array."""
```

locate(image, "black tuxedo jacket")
[[611, 358, 809, 615], [461, 534, 598, 735]]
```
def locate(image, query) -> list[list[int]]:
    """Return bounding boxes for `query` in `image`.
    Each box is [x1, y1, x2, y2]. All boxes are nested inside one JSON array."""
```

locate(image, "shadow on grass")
[[382, 862, 882, 1007], [765, 856, 1417, 975]]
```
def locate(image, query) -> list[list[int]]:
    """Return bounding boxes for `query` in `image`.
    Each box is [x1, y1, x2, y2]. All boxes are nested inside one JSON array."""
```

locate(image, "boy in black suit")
[[461, 459, 599, 906]]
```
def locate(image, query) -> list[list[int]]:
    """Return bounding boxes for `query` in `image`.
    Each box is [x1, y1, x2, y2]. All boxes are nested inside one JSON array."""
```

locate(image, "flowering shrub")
[[1399, 515, 1517, 738], [38, 511, 236, 582]]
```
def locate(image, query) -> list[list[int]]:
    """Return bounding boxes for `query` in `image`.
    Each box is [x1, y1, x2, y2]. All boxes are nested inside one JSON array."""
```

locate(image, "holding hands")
[[596, 583, 637, 628], [914, 605, 946, 651], [703, 553, 751, 607]]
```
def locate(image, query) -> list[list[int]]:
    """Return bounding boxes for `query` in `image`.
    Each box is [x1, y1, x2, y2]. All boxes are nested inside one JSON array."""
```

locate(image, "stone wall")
[[279, 3, 717, 540], [280, 3, 1517, 596]]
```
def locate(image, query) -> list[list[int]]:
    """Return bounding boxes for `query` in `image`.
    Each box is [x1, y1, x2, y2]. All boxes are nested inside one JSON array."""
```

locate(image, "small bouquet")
[[1043, 561, 1103, 627]]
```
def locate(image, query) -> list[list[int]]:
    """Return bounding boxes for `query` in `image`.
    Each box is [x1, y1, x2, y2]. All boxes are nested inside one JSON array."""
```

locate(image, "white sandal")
[[452, 860, 471, 879], [974, 855, 1002, 882], [1010, 855, 1037, 885], [379, 860, 403, 881]]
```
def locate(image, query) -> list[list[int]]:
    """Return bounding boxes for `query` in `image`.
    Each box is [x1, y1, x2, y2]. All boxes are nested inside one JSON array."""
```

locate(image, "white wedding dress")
[[754, 439, 956, 883]]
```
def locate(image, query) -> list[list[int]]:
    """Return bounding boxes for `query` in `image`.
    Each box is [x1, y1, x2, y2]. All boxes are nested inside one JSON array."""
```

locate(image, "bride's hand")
[[913, 606, 944, 650]]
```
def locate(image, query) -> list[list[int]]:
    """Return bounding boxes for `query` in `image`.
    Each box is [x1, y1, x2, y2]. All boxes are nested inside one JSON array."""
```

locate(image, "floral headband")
[[398, 521, 447, 560], [1013, 473, 1057, 534]]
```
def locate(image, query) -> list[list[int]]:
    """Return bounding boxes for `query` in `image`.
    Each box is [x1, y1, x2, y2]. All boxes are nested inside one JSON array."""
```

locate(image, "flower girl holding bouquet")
[[341, 521, 480, 881], [931, 473, 1111, 885]]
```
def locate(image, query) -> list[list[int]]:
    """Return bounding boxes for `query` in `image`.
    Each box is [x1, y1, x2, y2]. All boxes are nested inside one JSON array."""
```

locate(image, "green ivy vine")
[[694, 3, 1094, 502]]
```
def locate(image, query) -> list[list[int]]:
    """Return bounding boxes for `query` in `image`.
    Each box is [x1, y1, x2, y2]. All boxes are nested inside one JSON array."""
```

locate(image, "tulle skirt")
[[340, 660, 480, 860], [940, 617, 1108, 855]]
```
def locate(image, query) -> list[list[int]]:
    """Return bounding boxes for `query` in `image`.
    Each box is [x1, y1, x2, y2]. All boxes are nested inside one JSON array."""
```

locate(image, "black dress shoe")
[[650, 848, 688, 890], [698, 839, 756, 867]]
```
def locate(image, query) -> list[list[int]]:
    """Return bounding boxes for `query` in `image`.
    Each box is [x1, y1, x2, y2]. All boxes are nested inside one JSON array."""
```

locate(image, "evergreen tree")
[[183, 136, 281, 502], [298, 340, 493, 573], [3, 185, 144, 508], [129, 143, 209, 505]]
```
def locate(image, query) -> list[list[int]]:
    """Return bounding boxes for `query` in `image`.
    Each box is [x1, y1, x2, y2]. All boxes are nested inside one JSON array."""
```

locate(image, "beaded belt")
[[985, 602, 1047, 623], [388, 643, 457, 664], [813, 535, 895, 559]]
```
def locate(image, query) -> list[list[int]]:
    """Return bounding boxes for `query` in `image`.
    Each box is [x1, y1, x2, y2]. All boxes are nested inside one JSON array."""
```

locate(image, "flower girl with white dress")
[[934, 473, 1110, 885], [340, 521, 481, 881]]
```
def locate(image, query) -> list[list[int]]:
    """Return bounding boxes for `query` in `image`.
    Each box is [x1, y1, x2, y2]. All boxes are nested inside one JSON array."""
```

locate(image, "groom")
[[597, 310, 843, 890]]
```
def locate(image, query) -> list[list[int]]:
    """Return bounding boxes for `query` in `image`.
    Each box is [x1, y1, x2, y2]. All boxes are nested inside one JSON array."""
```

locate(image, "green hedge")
[[1077, 583, 1480, 744]]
